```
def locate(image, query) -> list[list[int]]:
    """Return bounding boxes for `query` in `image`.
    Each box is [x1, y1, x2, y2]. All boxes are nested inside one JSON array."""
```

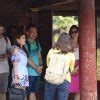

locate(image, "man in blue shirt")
[[25, 24, 43, 100]]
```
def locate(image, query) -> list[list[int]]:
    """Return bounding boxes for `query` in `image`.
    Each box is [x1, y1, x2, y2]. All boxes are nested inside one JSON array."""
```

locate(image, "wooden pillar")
[[38, 9, 52, 63], [37, 10, 52, 100], [38, 9, 52, 79], [79, 0, 97, 100]]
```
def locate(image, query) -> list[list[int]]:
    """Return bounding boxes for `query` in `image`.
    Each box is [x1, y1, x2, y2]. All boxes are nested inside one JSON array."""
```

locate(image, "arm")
[[75, 60, 79, 70], [6, 37, 11, 53], [36, 52, 43, 73], [11, 47, 19, 84], [13, 61, 18, 76], [39, 51, 43, 66], [24, 43, 37, 69], [69, 53, 75, 73], [28, 58, 43, 73], [36, 42, 43, 73], [27, 58, 37, 70], [13, 61, 19, 84], [46, 49, 52, 67], [63, 53, 75, 78], [71, 60, 79, 75], [6, 37, 12, 58]]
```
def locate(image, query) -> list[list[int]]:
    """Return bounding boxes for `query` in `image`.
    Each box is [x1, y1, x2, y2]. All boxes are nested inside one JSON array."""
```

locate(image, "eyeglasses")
[[71, 30, 79, 34]]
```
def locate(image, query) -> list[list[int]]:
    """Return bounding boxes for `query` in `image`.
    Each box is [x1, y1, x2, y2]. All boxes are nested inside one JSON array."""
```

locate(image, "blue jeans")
[[44, 80, 69, 100]]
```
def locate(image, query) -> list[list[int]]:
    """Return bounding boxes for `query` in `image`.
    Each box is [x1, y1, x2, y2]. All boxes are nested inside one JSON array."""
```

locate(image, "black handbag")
[[8, 85, 26, 100]]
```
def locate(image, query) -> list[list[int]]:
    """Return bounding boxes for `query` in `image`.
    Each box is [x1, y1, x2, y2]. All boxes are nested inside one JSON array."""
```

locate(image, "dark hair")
[[69, 25, 79, 37], [26, 24, 37, 31], [13, 32, 29, 57], [53, 33, 72, 53], [25, 24, 37, 39]]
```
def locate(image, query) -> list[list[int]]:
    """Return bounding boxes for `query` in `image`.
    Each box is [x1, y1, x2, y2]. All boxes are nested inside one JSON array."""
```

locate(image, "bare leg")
[[25, 96, 28, 100], [0, 93, 6, 100], [68, 93, 74, 100], [74, 92, 80, 100], [29, 92, 36, 100]]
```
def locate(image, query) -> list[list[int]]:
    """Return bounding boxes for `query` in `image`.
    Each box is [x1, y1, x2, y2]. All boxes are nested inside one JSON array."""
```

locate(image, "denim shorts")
[[27, 76, 40, 93]]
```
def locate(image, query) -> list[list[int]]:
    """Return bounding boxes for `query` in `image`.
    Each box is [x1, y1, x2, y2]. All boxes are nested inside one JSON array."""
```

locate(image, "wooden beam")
[[31, 0, 77, 8], [53, 10, 79, 16]]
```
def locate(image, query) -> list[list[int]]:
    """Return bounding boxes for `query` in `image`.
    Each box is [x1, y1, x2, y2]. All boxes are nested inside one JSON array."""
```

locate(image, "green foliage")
[[97, 49, 100, 65], [53, 16, 78, 32], [97, 48, 100, 80]]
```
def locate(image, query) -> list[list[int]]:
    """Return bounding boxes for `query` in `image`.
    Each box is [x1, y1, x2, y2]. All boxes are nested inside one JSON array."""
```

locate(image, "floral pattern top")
[[11, 45, 29, 87]]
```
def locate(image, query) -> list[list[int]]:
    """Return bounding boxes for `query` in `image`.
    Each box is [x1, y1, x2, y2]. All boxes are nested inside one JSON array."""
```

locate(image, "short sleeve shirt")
[[11, 46, 29, 86], [25, 41, 42, 76]]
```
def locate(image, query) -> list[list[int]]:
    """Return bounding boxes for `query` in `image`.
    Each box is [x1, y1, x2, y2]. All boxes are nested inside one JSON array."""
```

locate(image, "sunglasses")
[[71, 30, 79, 34]]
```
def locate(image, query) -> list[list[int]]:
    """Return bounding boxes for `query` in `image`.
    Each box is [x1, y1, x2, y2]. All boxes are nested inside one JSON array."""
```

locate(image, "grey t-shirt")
[[0, 37, 11, 73]]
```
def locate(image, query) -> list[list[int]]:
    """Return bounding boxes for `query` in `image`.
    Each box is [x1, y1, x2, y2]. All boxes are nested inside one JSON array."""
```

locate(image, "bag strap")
[[26, 40, 39, 53], [3, 35, 8, 44], [26, 40, 31, 53]]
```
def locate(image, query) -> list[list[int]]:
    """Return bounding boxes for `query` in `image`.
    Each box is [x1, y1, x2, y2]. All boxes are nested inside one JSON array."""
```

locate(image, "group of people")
[[44, 25, 80, 100], [0, 24, 80, 100], [0, 24, 43, 100]]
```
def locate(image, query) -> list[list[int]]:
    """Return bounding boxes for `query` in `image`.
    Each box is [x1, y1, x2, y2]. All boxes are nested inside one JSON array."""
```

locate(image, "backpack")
[[26, 40, 39, 53], [45, 52, 69, 85]]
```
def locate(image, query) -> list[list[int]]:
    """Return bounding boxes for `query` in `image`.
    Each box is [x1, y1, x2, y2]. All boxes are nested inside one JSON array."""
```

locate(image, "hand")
[[75, 65, 79, 70], [36, 66, 43, 74], [71, 68, 78, 75], [12, 76, 19, 84], [39, 66, 43, 70]]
